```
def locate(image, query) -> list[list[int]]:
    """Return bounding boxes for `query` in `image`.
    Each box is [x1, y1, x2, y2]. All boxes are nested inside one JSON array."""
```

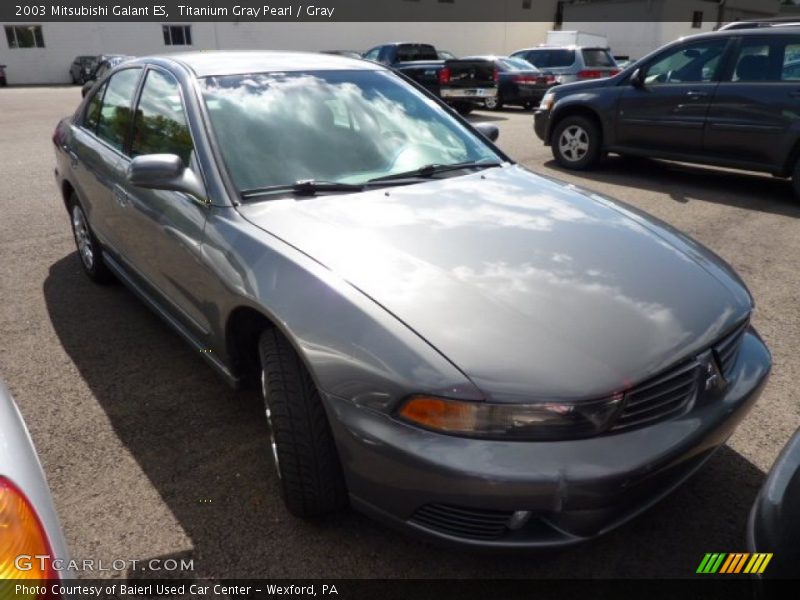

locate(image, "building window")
[[5, 25, 45, 48], [692, 11, 703, 28], [163, 25, 192, 46], [438, 0, 455, 3]]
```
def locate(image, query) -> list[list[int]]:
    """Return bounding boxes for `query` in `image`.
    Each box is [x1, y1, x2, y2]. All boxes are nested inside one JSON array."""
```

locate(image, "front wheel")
[[551, 116, 602, 170], [258, 329, 348, 517]]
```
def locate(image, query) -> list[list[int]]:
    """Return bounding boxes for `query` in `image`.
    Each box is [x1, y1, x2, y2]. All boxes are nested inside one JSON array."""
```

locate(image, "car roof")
[[143, 51, 382, 77]]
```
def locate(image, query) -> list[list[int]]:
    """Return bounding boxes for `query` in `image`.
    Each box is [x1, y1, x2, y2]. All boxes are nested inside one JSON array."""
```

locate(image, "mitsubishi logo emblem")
[[698, 350, 726, 392]]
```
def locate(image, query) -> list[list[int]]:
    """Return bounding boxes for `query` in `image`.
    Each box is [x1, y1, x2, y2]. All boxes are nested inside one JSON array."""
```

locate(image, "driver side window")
[[644, 40, 727, 85]]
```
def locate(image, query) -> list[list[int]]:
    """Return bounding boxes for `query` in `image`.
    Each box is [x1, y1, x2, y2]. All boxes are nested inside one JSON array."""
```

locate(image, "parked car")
[[363, 42, 496, 114], [534, 27, 800, 196], [749, 428, 800, 579], [0, 380, 70, 579], [69, 55, 99, 85], [511, 45, 619, 84], [80, 54, 135, 97], [0, 64, 6, 87], [54, 51, 770, 549], [462, 55, 557, 110]]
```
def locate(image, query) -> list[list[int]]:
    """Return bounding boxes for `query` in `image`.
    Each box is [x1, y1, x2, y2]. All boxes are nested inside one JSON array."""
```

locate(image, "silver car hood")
[[239, 165, 752, 401]]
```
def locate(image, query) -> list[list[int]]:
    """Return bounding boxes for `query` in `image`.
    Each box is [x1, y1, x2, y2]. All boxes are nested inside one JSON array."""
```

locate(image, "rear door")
[[69, 67, 142, 252], [704, 34, 800, 170], [615, 38, 730, 154]]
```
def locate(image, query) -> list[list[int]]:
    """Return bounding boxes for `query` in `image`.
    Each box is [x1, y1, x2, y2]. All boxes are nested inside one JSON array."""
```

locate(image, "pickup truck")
[[362, 42, 497, 114]]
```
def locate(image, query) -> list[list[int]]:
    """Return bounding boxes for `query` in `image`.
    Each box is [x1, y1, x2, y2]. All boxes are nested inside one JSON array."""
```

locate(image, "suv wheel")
[[68, 194, 115, 283], [791, 158, 800, 198], [552, 116, 602, 170], [258, 329, 348, 517]]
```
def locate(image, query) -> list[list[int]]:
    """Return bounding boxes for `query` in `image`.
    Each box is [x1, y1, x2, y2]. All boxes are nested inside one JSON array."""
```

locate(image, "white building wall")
[[0, 21, 553, 85]]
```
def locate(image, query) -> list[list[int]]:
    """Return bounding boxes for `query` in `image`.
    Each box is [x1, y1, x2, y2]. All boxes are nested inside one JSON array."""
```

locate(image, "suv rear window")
[[396, 44, 438, 62], [582, 49, 616, 67], [520, 49, 576, 68]]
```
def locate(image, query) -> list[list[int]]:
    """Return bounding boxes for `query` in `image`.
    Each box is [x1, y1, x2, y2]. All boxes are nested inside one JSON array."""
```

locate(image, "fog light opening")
[[507, 510, 532, 531]]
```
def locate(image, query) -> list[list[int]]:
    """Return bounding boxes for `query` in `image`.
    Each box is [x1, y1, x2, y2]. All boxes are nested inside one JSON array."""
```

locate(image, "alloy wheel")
[[558, 125, 590, 162], [71, 205, 94, 270]]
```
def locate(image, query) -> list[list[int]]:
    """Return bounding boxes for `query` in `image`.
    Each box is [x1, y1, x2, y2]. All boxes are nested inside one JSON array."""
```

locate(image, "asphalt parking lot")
[[0, 85, 798, 579]]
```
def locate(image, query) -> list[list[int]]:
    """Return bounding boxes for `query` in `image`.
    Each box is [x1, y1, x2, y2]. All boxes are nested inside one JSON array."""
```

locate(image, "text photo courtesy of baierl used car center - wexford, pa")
[[0, 0, 798, 598]]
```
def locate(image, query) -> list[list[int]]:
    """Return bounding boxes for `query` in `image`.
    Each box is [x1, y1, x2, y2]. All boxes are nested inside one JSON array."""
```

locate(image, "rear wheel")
[[68, 194, 115, 284], [551, 116, 602, 170], [484, 96, 503, 111], [258, 329, 348, 517], [791, 158, 800, 198]]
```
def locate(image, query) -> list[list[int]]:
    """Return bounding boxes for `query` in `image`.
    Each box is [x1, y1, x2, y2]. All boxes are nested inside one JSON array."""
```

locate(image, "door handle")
[[113, 185, 128, 207], [686, 90, 709, 98]]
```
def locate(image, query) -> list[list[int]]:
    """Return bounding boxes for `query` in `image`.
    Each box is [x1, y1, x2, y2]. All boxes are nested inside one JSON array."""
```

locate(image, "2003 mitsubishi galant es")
[[53, 52, 771, 548]]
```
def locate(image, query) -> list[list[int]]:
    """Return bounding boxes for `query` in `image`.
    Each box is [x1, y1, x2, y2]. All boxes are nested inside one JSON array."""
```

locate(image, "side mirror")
[[474, 122, 500, 142], [630, 67, 646, 89], [127, 154, 207, 202]]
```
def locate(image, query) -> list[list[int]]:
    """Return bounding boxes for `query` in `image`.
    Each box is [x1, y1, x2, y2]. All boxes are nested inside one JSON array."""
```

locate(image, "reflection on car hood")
[[239, 165, 752, 401]]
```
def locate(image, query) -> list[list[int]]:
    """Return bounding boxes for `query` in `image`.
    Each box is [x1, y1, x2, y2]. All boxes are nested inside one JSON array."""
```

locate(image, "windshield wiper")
[[366, 161, 503, 184], [241, 179, 365, 200]]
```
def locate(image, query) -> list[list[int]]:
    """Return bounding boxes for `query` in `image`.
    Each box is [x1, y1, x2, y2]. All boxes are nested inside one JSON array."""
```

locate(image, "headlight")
[[397, 394, 623, 441], [539, 92, 555, 111]]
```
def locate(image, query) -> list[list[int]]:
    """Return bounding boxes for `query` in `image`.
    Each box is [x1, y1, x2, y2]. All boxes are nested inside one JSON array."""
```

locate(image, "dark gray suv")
[[534, 28, 800, 196]]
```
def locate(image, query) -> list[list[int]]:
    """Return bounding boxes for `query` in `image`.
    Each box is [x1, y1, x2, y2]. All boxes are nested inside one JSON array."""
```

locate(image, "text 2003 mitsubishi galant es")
[[53, 51, 771, 548]]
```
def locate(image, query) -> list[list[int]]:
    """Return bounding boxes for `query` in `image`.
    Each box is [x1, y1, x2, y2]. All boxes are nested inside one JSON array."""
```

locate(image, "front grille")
[[714, 319, 749, 378], [613, 361, 699, 432], [409, 504, 513, 540]]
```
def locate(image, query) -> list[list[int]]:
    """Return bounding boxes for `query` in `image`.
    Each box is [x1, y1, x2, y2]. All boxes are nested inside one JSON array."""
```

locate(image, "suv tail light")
[[577, 69, 604, 79], [493, 68, 500, 83], [438, 67, 451, 85], [609, 68, 620, 76], [512, 74, 538, 85], [0, 477, 57, 582]]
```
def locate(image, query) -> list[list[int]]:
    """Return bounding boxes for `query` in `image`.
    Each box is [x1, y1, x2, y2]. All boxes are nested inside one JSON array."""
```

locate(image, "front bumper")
[[325, 328, 771, 549], [534, 108, 551, 143]]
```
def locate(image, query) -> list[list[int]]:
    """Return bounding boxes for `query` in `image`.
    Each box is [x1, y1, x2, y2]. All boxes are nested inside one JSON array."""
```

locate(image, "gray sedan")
[[53, 51, 771, 549]]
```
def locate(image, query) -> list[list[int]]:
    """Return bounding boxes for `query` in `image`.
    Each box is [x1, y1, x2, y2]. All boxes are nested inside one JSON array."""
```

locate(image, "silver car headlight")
[[397, 394, 623, 440], [539, 91, 556, 112]]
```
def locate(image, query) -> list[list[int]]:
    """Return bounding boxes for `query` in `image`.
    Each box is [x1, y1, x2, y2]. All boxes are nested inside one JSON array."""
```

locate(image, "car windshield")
[[199, 69, 501, 195], [582, 49, 615, 67], [522, 49, 576, 68], [500, 57, 538, 71]]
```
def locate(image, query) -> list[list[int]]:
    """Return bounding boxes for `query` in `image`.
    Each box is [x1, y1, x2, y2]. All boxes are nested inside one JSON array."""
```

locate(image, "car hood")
[[238, 165, 752, 402]]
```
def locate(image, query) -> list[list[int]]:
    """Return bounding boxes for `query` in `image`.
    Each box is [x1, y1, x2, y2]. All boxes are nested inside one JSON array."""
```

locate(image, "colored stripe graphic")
[[698, 553, 774, 574]]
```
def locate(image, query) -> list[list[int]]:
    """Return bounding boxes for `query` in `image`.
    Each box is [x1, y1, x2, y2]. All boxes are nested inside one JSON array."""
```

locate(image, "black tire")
[[484, 96, 503, 111], [791, 159, 800, 198], [67, 193, 115, 284], [258, 329, 348, 517], [452, 101, 474, 116], [551, 115, 602, 170]]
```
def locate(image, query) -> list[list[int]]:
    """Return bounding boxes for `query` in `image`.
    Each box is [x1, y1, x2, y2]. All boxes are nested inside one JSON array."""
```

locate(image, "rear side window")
[[519, 49, 575, 68], [96, 68, 141, 152], [83, 81, 107, 132], [396, 44, 438, 62], [729, 36, 800, 82], [131, 69, 193, 166], [582, 49, 615, 67]]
